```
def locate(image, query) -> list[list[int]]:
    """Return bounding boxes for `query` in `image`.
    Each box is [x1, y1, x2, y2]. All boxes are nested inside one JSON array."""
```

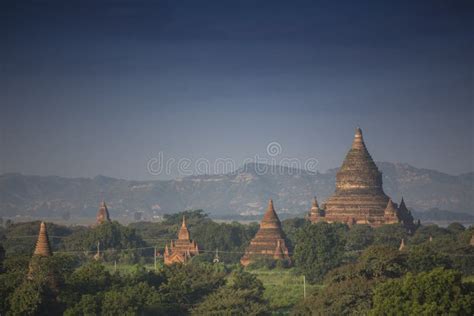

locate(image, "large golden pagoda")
[[314, 128, 414, 227]]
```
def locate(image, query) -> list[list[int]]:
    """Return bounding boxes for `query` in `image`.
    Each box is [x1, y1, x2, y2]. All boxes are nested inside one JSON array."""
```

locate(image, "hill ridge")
[[0, 161, 472, 218]]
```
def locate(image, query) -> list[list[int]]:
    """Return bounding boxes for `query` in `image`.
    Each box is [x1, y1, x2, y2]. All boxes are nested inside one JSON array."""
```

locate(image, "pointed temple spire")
[[399, 197, 406, 208], [316, 128, 415, 228], [262, 199, 280, 225], [28, 222, 59, 288], [351, 127, 366, 150], [178, 215, 190, 240], [164, 214, 199, 265], [96, 201, 111, 225], [397, 197, 416, 230], [383, 198, 402, 224], [240, 200, 291, 266], [33, 222, 52, 257], [312, 196, 319, 210], [308, 196, 322, 223]]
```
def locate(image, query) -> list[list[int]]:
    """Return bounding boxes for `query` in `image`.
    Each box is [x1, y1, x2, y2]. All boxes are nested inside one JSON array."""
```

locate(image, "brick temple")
[[311, 128, 415, 228], [28, 221, 53, 279], [96, 201, 111, 225], [240, 200, 290, 266], [307, 196, 323, 223], [164, 216, 199, 265], [33, 221, 53, 257]]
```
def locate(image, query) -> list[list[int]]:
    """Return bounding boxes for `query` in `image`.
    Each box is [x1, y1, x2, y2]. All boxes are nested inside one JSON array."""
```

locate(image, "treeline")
[[0, 211, 473, 315], [0, 210, 259, 264], [292, 222, 474, 315], [0, 254, 266, 315]]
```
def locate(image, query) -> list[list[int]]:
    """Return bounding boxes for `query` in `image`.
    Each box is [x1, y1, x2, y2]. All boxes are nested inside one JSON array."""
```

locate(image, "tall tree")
[[293, 222, 347, 283]]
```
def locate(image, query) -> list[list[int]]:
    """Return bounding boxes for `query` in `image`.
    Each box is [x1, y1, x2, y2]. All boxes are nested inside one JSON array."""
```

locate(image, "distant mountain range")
[[0, 162, 472, 220]]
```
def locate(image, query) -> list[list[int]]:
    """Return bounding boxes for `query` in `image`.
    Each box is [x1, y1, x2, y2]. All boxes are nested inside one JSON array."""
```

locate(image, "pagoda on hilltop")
[[164, 216, 199, 265], [240, 200, 291, 266], [311, 128, 415, 228], [96, 201, 111, 225]]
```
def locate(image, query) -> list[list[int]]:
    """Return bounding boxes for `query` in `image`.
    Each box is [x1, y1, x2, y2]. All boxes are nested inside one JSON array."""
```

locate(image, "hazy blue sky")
[[1, 0, 473, 179]]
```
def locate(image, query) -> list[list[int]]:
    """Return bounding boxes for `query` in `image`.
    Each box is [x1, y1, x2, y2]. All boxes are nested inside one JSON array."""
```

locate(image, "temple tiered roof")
[[33, 221, 52, 257], [164, 216, 199, 265], [336, 128, 386, 196], [240, 200, 290, 266], [312, 128, 415, 228]]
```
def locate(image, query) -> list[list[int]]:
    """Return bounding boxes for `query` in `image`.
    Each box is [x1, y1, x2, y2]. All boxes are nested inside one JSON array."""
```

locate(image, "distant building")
[[28, 222, 55, 284], [310, 128, 415, 229], [307, 196, 324, 223], [164, 216, 199, 265], [33, 221, 53, 257], [96, 201, 111, 225], [240, 200, 291, 266]]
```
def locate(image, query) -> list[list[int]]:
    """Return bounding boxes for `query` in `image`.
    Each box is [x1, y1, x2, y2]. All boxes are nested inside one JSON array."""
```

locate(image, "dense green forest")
[[0, 211, 473, 315]]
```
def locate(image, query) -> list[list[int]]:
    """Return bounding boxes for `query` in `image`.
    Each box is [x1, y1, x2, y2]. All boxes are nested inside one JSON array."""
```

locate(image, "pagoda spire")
[[33, 222, 52, 257], [268, 199, 274, 211], [28, 222, 59, 287], [308, 196, 323, 223], [96, 200, 111, 225], [351, 127, 366, 150], [398, 197, 409, 215], [398, 197, 415, 228], [178, 215, 190, 240], [312, 196, 319, 210], [262, 199, 280, 224]]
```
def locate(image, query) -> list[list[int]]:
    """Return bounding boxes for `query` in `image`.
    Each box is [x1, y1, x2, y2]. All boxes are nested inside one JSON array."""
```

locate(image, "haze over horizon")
[[1, 0, 473, 180]]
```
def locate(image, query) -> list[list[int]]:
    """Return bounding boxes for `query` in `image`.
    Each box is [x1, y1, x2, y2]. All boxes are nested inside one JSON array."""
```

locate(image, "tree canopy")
[[293, 222, 347, 283], [371, 268, 474, 315]]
